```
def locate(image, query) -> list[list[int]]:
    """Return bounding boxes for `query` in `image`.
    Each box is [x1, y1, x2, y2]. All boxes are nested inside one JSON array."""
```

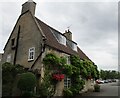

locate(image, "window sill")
[[28, 59, 34, 62], [11, 45, 16, 50]]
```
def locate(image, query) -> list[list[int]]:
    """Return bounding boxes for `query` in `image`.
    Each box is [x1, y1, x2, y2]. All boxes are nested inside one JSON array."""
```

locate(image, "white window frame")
[[72, 43, 77, 51], [50, 28, 66, 46], [28, 47, 35, 61], [66, 56, 70, 64], [59, 34, 66, 46], [64, 76, 71, 88], [6, 54, 11, 62]]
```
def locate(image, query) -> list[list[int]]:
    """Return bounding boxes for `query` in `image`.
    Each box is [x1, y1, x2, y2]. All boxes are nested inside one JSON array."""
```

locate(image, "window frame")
[[28, 47, 35, 61], [64, 76, 71, 88], [6, 54, 11, 62], [11, 38, 15, 46], [50, 28, 66, 46], [66, 56, 70, 64], [72, 43, 77, 51]]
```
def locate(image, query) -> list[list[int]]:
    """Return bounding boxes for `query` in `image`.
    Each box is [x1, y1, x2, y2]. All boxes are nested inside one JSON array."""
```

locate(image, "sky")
[[0, 0, 118, 71]]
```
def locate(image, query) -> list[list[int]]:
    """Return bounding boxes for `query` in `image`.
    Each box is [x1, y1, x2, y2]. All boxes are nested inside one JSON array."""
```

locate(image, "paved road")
[[82, 81, 119, 96]]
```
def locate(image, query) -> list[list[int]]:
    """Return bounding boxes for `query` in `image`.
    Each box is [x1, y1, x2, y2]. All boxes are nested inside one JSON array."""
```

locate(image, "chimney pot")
[[63, 29, 72, 40]]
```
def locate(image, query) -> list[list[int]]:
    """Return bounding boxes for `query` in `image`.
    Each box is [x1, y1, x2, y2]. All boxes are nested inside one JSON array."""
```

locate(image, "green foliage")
[[70, 55, 83, 69], [38, 68, 55, 97], [100, 70, 119, 79], [43, 53, 60, 68], [94, 84, 100, 92], [63, 64, 73, 76], [21, 91, 34, 97], [82, 59, 99, 79], [43, 53, 99, 96], [17, 72, 36, 92], [63, 88, 73, 96], [70, 78, 85, 95], [2, 62, 26, 96]]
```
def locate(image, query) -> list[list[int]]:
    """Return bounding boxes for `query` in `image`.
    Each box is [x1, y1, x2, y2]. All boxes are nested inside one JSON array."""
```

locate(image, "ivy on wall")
[[42, 53, 99, 96]]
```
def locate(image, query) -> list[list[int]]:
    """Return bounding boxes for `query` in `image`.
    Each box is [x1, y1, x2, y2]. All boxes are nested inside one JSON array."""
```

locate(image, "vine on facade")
[[42, 53, 99, 96]]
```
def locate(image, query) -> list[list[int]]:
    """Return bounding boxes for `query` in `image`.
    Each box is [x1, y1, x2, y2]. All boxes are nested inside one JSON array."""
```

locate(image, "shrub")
[[21, 91, 34, 97], [94, 84, 100, 92], [2, 62, 26, 96], [63, 88, 73, 96], [17, 72, 36, 92]]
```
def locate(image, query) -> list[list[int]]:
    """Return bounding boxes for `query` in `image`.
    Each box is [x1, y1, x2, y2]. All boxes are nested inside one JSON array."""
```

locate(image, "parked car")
[[96, 79, 104, 84], [108, 79, 112, 83], [104, 80, 109, 83], [112, 79, 116, 82]]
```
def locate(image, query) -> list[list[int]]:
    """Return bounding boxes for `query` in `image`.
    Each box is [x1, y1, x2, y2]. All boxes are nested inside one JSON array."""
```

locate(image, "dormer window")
[[59, 34, 66, 45], [50, 28, 66, 46], [67, 40, 77, 51], [72, 43, 77, 51]]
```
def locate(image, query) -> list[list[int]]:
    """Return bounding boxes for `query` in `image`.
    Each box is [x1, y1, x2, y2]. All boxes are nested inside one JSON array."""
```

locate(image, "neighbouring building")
[[2, 0, 94, 96]]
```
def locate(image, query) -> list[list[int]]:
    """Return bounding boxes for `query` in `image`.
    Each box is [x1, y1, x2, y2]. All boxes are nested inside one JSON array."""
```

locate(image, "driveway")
[[82, 81, 119, 97]]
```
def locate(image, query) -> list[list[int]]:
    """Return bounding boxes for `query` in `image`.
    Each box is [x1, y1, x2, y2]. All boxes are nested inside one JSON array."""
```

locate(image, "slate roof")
[[35, 17, 91, 61]]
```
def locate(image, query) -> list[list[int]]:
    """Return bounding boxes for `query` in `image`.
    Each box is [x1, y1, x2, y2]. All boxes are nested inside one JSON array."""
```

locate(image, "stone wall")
[[80, 79, 94, 93], [2, 12, 43, 69]]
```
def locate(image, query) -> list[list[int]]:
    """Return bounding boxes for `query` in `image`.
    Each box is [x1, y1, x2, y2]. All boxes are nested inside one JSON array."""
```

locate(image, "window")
[[72, 43, 77, 51], [66, 56, 70, 64], [50, 28, 66, 46], [6, 54, 11, 62], [28, 47, 35, 61], [59, 34, 66, 45], [64, 76, 71, 88], [67, 40, 77, 51], [11, 38, 15, 46]]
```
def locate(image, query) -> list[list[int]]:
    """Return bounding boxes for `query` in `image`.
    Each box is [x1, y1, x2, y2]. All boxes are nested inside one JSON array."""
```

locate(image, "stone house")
[[2, 0, 94, 96], [0, 53, 3, 63]]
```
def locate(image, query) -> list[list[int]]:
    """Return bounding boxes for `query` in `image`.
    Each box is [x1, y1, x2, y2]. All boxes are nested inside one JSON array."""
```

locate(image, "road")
[[82, 81, 119, 96]]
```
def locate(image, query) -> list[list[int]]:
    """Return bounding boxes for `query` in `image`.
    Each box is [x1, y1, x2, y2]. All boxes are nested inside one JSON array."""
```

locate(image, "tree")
[[2, 62, 26, 96], [100, 70, 119, 79]]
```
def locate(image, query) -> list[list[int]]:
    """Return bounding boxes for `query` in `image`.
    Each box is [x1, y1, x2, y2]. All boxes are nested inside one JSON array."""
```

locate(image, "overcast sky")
[[0, 0, 118, 71]]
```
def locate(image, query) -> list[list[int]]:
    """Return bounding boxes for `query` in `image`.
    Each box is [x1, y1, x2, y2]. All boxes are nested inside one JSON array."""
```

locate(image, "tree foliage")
[[2, 62, 26, 96], [100, 70, 120, 79]]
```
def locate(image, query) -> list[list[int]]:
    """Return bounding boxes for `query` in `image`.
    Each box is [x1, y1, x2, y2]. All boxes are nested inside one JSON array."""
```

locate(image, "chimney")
[[63, 29, 72, 40], [21, 0, 36, 15]]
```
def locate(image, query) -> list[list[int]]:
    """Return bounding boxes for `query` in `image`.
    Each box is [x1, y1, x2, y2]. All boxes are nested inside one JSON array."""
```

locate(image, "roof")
[[35, 17, 91, 61]]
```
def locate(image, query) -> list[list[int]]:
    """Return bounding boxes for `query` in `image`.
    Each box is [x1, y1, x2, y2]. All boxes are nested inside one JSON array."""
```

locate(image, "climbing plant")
[[37, 66, 55, 97], [43, 53, 85, 96], [42, 53, 99, 96], [82, 59, 99, 79]]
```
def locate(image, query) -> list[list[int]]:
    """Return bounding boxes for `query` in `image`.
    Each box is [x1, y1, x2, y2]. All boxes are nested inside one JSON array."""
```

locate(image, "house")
[[0, 53, 3, 63], [1, 0, 94, 96]]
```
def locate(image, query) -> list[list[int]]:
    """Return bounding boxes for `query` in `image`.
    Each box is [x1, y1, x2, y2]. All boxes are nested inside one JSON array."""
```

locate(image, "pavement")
[[81, 81, 119, 96]]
